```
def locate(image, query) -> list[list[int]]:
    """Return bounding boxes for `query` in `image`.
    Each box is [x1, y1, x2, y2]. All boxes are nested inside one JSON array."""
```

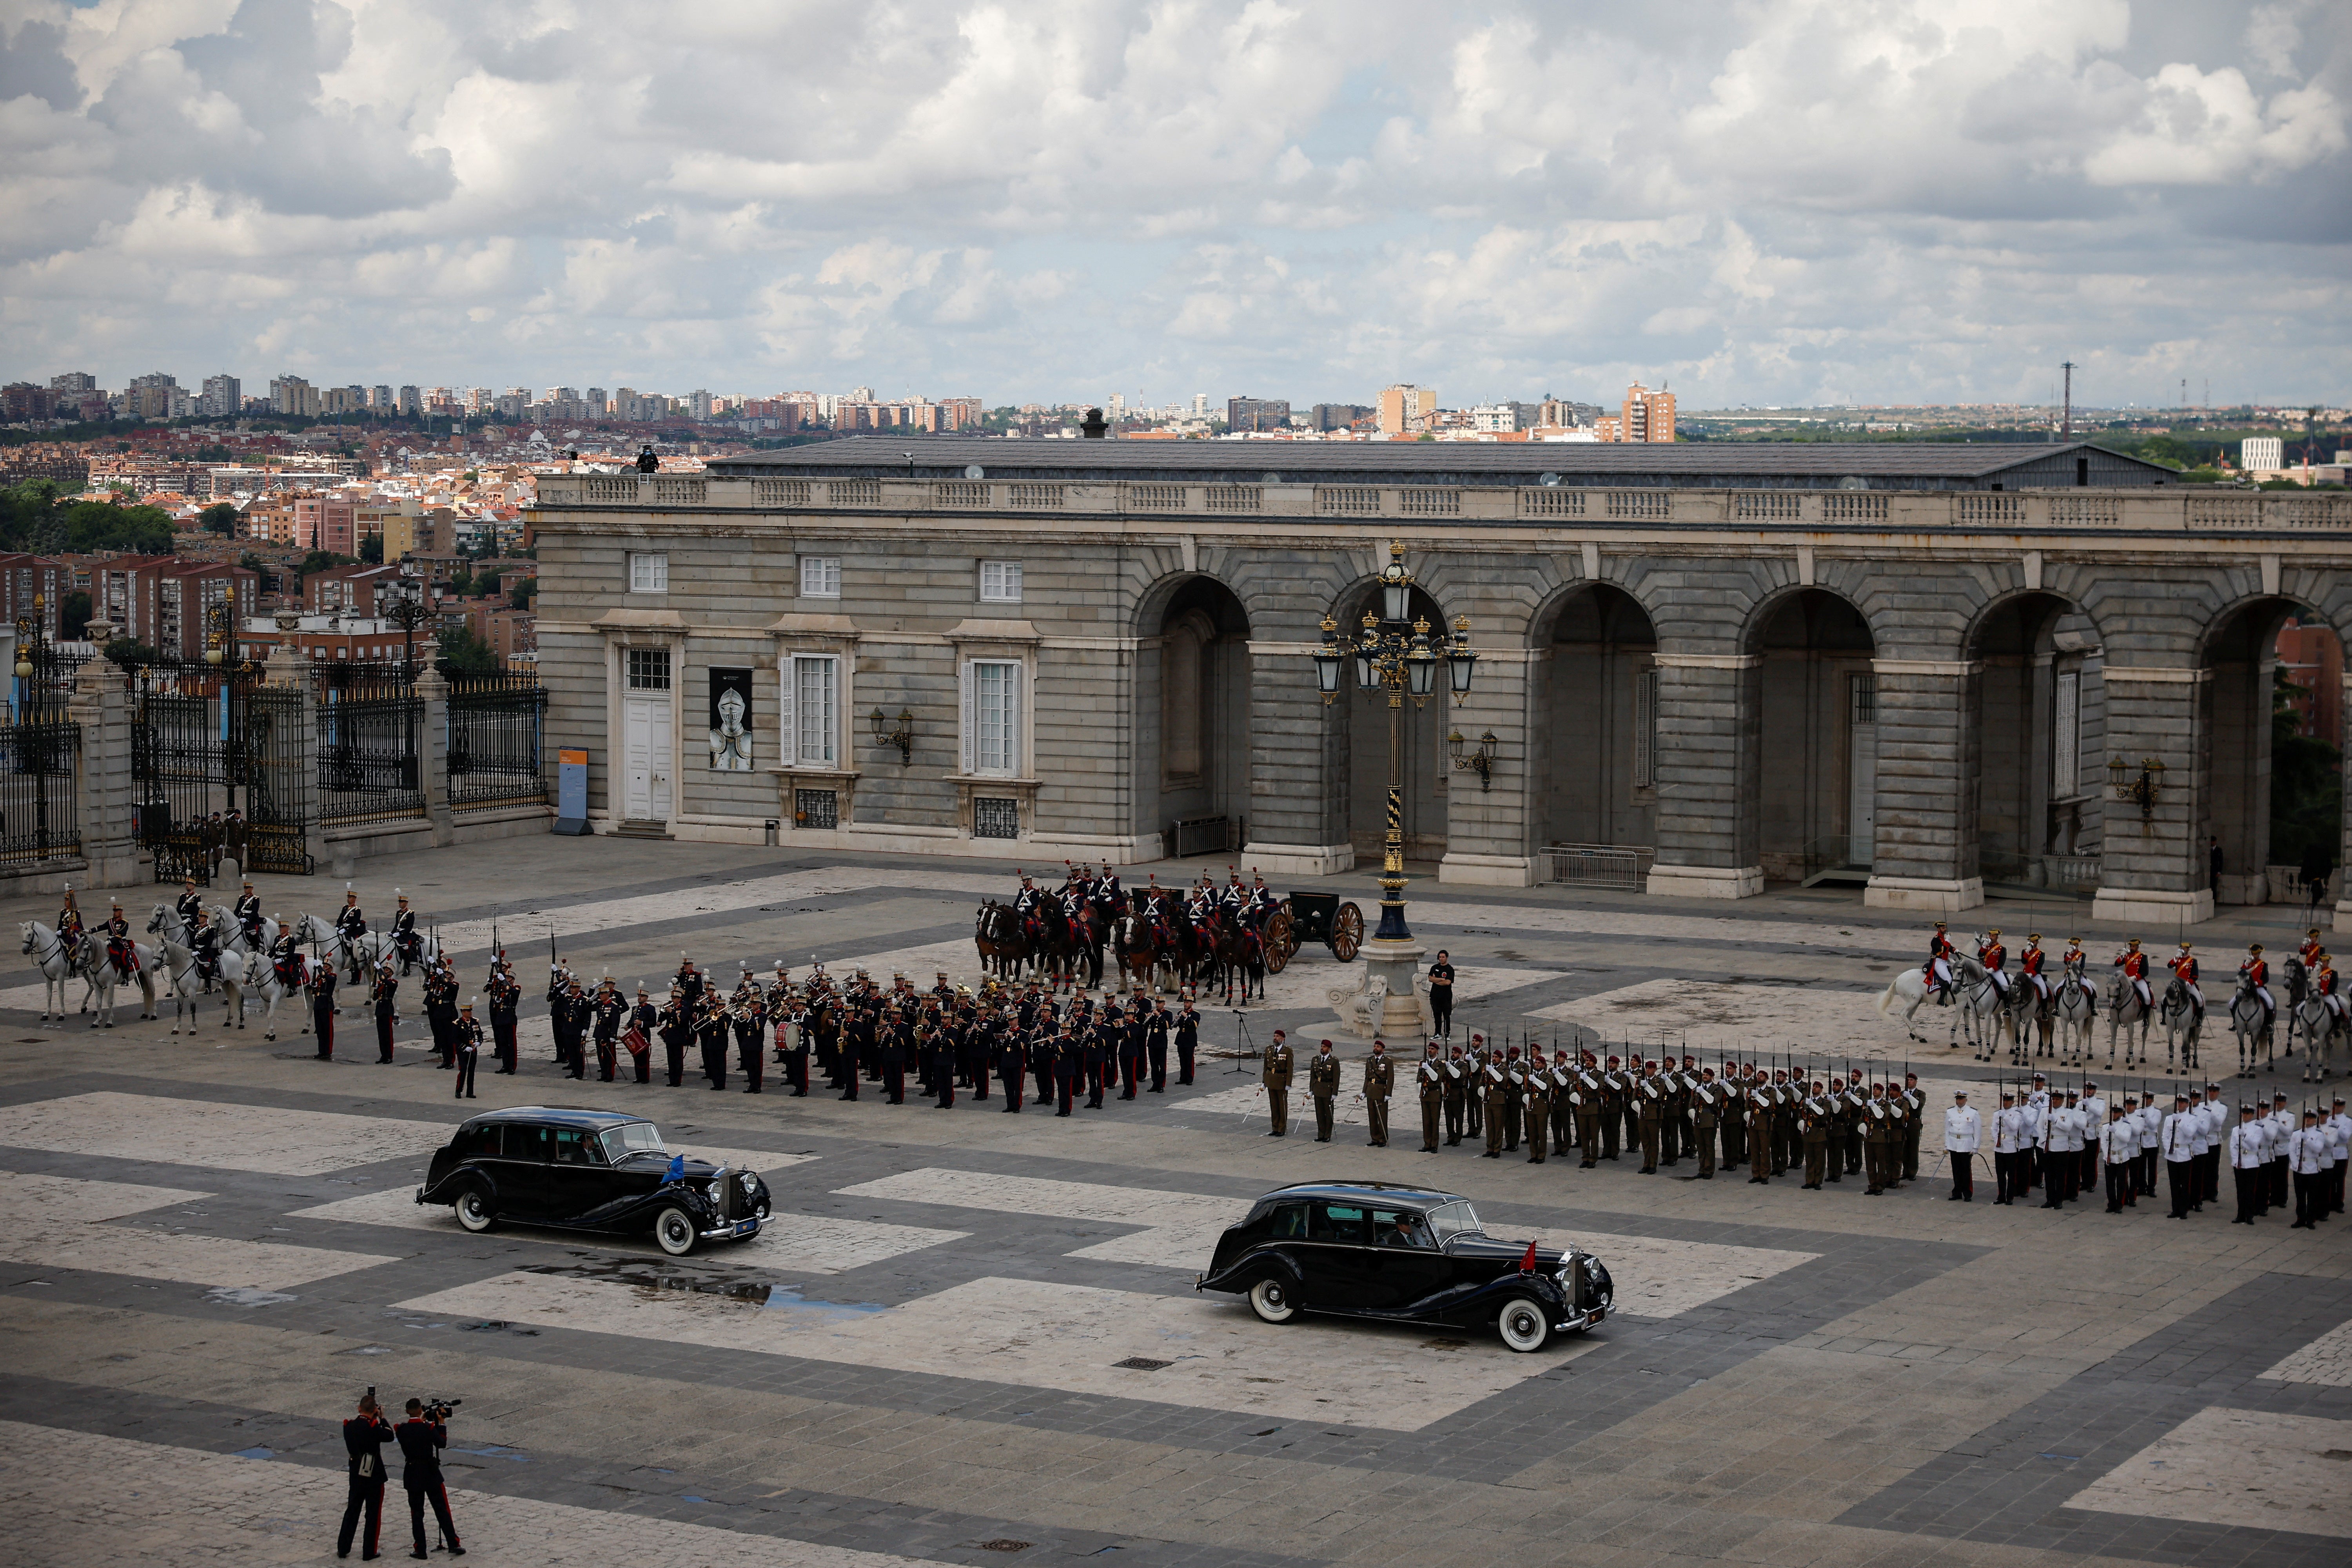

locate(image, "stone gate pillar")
[[1644, 655, 1762, 898], [416, 668, 455, 848], [1863, 659, 1984, 913], [71, 623, 140, 889], [2090, 666, 2213, 927]]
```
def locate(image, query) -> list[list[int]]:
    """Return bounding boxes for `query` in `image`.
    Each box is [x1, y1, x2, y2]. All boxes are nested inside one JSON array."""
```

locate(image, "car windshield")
[[1428, 1200, 1482, 1244], [597, 1123, 668, 1164]]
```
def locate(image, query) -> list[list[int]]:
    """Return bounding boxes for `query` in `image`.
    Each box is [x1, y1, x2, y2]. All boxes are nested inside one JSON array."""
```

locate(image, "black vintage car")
[[1196, 1181, 1610, 1352], [416, 1107, 769, 1256]]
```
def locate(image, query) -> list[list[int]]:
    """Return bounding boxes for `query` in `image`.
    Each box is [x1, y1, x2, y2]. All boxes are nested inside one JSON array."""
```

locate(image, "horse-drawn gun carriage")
[[1262, 891, 1365, 973]]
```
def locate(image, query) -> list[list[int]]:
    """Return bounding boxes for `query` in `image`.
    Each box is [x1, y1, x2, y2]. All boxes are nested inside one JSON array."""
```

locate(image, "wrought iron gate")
[[132, 673, 314, 882], [243, 686, 314, 875], [316, 671, 424, 826], [446, 673, 548, 809]]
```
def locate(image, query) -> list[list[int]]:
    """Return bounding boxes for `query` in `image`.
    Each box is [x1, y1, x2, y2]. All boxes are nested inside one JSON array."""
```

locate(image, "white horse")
[[2054, 972, 2099, 1061], [2226, 974, 2273, 1079], [299, 913, 390, 982], [152, 937, 245, 1034], [2290, 991, 2340, 1083], [206, 902, 279, 968], [20, 920, 94, 1021], [2158, 976, 2203, 1076], [79, 932, 160, 1027], [240, 948, 309, 1040], [1876, 965, 1944, 1043], [1947, 956, 2011, 1058], [2104, 971, 2153, 1066]]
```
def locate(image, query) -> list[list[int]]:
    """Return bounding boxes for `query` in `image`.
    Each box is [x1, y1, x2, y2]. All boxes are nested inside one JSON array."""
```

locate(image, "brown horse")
[[974, 902, 1027, 980]]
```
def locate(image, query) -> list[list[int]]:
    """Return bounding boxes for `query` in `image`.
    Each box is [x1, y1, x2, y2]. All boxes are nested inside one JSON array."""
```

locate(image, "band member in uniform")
[[372, 959, 398, 1063], [1174, 998, 1199, 1085], [696, 987, 731, 1090], [308, 949, 337, 1060], [1145, 1000, 1171, 1092], [486, 960, 519, 1074], [628, 983, 658, 1085], [452, 999, 481, 1098], [733, 978, 766, 1094], [657, 984, 691, 1086], [590, 977, 625, 1082]]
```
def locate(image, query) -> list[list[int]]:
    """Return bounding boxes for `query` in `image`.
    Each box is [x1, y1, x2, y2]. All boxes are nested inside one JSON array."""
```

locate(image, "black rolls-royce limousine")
[[416, 1107, 769, 1256], [1197, 1181, 1610, 1351]]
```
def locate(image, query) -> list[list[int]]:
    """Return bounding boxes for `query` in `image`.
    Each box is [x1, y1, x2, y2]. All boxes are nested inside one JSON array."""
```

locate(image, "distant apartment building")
[[1312, 403, 1372, 432], [1378, 384, 1437, 435], [2276, 617, 2345, 748], [292, 490, 358, 555], [1621, 381, 1675, 443], [88, 458, 195, 496], [49, 372, 96, 394], [383, 509, 456, 562], [234, 612, 415, 664], [2, 384, 61, 421], [0, 555, 67, 638], [303, 563, 406, 617], [1227, 396, 1291, 433], [2243, 436, 2284, 471], [103, 560, 258, 657], [201, 374, 241, 417], [369, 385, 397, 411], [1467, 404, 1519, 434], [586, 387, 608, 417], [398, 386, 422, 416], [940, 396, 985, 430]]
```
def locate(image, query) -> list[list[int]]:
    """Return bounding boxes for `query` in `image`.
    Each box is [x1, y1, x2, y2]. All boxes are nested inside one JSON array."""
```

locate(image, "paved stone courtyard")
[[4, 837, 2347, 1568]]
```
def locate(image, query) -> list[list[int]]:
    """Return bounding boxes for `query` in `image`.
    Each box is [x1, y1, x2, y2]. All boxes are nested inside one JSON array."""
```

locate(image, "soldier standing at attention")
[[1441, 1043, 1469, 1145], [657, 985, 690, 1087], [1415, 1042, 1444, 1152], [452, 999, 480, 1099], [997, 1017, 1026, 1112], [1501, 1044, 1527, 1154], [372, 960, 398, 1064], [1523, 1058, 1550, 1164], [1426, 951, 1455, 1040], [1636, 1060, 1664, 1174], [1362, 1039, 1395, 1147], [1479, 1045, 1508, 1158], [737, 985, 766, 1095], [1691, 1066, 1720, 1179], [1862, 1083, 1893, 1195], [1746, 1080, 1773, 1184], [1900, 1073, 1927, 1183], [1574, 1053, 1604, 1168], [1945, 1090, 1980, 1201], [1053, 1026, 1080, 1116], [696, 989, 731, 1091], [1993, 1089, 2024, 1204], [1145, 1000, 1171, 1092], [1464, 1035, 1487, 1143], [1261, 1029, 1293, 1136], [1308, 1040, 1342, 1142], [1174, 998, 1199, 1085], [2227, 1103, 2268, 1224], [309, 955, 337, 1061], [592, 977, 626, 1083], [486, 961, 519, 1075], [1798, 1082, 1828, 1190]]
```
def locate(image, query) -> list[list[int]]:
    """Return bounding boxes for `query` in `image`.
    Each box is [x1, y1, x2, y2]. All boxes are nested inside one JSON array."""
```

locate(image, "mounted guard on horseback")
[[102, 900, 140, 983]]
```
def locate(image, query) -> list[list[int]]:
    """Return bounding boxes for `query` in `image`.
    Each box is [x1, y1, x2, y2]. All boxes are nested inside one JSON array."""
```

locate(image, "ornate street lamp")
[[1311, 541, 1478, 944], [2108, 754, 2166, 825]]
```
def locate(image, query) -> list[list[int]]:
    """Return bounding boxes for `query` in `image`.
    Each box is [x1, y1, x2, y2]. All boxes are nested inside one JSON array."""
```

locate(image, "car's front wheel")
[[653, 1205, 699, 1257], [454, 1187, 496, 1234], [1497, 1294, 1551, 1353], [1247, 1276, 1298, 1324]]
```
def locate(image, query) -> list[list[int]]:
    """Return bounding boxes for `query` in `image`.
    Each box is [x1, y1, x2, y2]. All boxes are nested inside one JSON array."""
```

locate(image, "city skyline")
[[4, 2, 2348, 408]]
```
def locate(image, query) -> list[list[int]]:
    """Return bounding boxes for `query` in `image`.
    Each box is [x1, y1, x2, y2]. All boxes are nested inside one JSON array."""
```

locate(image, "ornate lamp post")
[[385, 576, 434, 679], [2107, 754, 2166, 826], [1312, 542, 1479, 947]]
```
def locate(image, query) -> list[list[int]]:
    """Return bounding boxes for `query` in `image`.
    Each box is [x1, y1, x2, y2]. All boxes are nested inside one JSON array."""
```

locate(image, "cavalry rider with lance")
[[269, 914, 305, 991], [2114, 938, 2152, 1010], [175, 876, 205, 947], [2020, 933, 2049, 1004], [1244, 871, 1279, 931], [189, 906, 223, 989], [391, 891, 423, 973], [2316, 952, 2345, 1028], [57, 886, 85, 948], [1925, 920, 1956, 1002], [2168, 941, 2203, 1024], [1011, 870, 1045, 934], [2242, 944, 2276, 1037], [334, 884, 368, 979], [233, 878, 265, 951], [1978, 928, 2009, 1000], [101, 900, 140, 982], [2063, 937, 2096, 1002]]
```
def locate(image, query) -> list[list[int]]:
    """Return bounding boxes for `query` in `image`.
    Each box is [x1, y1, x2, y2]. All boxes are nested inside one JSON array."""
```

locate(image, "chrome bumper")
[[1555, 1306, 1607, 1334], [701, 1216, 761, 1241]]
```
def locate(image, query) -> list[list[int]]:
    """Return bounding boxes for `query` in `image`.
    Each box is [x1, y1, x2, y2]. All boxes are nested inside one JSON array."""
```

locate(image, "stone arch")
[[1133, 573, 1252, 858], [1528, 581, 1660, 852], [2198, 593, 2343, 906], [1743, 586, 1878, 883], [1964, 589, 2108, 889]]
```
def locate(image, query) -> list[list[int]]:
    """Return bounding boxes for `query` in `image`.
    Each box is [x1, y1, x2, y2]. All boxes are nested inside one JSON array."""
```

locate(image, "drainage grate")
[[978, 1542, 1031, 1553], [1112, 1356, 1172, 1371]]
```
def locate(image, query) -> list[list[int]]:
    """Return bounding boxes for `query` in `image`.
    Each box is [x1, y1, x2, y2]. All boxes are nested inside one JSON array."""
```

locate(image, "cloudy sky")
[[4, 0, 2347, 409]]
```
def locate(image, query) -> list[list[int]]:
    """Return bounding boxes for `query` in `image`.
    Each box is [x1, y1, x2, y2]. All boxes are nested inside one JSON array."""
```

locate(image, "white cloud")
[[0, 0, 2345, 403]]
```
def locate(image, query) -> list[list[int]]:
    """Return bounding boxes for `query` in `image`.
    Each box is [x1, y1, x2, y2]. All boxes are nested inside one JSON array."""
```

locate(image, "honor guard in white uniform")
[[1943, 1092, 1980, 1201]]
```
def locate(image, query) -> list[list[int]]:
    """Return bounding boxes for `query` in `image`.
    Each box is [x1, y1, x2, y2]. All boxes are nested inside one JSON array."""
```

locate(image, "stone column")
[[2090, 666, 2213, 927], [416, 667, 456, 847], [1438, 647, 1535, 887], [1242, 634, 1352, 877], [1644, 655, 1763, 898], [1863, 660, 1985, 913], [70, 622, 140, 889]]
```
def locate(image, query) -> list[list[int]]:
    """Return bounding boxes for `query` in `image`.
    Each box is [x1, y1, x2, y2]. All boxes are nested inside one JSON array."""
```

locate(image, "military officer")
[[1573, 1053, 1604, 1168], [334, 884, 368, 980], [308, 947, 338, 1060], [1798, 1080, 1829, 1189], [232, 878, 264, 951], [1479, 1043, 1509, 1158], [1463, 1035, 1486, 1143], [1898, 1072, 1926, 1183], [1173, 998, 1199, 1085], [1352, 1039, 1391, 1147], [452, 999, 481, 1099], [1441, 1043, 1469, 1145], [1523, 1058, 1550, 1164], [1691, 1065, 1722, 1179], [1308, 1039, 1343, 1142], [1501, 1044, 1526, 1153], [1946, 1090, 1981, 1201], [1260, 1029, 1293, 1135], [1862, 1082, 1894, 1195], [1746, 1079, 1773, 1184], [1635, 1061, 1664, 1174], [1415, 1042, 1445, 1152], [371, 958, 398, 1064], [390, 891, 421, 973]]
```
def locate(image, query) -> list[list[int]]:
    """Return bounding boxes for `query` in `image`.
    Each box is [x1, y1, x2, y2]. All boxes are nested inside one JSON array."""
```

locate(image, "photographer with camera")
[[393, 1396, 466, 1559], [338, 1390, 395, 1559]]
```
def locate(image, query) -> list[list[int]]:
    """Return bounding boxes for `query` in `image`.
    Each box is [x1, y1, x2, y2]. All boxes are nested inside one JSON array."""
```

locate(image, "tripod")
[[1226, 1010, 1258, 1074]]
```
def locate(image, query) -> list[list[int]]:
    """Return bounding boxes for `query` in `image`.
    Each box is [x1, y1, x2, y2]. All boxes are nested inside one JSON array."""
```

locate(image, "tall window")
[[628, 552, 667, 593], [799, 556, 840, 598], [790, 655, 838, 765], [979, 561, 1024, 603], [2053, 669, 2081, 796], [964, 659, 1023, 776]]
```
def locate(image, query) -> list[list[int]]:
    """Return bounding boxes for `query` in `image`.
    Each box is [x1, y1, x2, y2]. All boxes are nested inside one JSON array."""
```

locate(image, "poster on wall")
[[708, 667, 754, 771]]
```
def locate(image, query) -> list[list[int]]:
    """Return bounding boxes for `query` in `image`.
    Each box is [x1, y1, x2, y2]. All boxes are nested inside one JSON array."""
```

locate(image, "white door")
[[623, 696, 673, 821], [1847, 673, 1877, 868]]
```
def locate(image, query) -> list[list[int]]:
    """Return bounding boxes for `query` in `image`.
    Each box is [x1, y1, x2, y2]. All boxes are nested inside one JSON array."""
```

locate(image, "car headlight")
[[740, 1171, 759, 1192]]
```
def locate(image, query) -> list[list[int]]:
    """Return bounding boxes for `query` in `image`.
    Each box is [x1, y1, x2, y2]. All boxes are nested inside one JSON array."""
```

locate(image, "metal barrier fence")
[[1170, 815, 1233, 857], [1538, 843, 1654, 891], [0, 719, 80, 866], [446, 673, 548, 810], [315, 669, 425, 827]]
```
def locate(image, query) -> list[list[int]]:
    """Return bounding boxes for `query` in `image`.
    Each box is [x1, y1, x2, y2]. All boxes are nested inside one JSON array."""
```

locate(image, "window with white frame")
[[781, 654, 839, 766], [962, 659, 1024, 776], [628, 552, 668, 593], [799, 556, 840, 598], [979, 560, 1024, 603]]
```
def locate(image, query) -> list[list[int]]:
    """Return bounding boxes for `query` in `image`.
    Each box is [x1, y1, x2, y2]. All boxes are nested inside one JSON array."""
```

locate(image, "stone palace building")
[[530, 437, 2352, 931]]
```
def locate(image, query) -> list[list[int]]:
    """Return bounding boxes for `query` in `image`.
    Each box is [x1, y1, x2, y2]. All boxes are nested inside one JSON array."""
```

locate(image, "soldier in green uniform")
[[1523, 1060, 1550, 1163], [1464, 1035, 1486, 1142], [1441, 1042, 1468, 1145], [1691, 1065, 1721, 1178], [1261, 1029, 1294, 1136], [1308, 1039, 1342, 1142], [1899, 1071, 1926, 1183], [1637, 1060, 1664, 1174], [1573, 1053, 1604, 1167], [1362, 1039, 1395, 1147], [1720, 1062, 1747, 1168], [1480, 1047, 1508, 1158], [1863, 1081, 1893, 1194], [1501, 1044, 1526, 1153], [1747, 1082, 1773, 1183], [1416, 1042, 1446, 1152], [1800, 1080, 1829, 1189]]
